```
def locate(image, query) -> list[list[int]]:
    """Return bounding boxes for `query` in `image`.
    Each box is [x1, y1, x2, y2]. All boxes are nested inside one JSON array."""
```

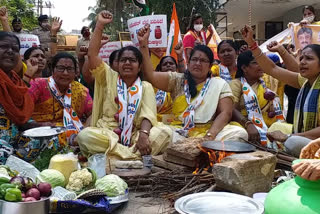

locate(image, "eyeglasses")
[[119, 57, 138, 63], [190, 57, 210, 64], [55, 65, 75, 73]]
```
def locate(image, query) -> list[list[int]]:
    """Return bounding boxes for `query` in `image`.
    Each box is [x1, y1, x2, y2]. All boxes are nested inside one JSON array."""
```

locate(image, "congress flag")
[[166, 3, 182, 61]]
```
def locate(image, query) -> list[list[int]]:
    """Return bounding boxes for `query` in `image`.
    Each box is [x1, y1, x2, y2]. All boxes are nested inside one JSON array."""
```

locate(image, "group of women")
[[2, 5, 320, 170]]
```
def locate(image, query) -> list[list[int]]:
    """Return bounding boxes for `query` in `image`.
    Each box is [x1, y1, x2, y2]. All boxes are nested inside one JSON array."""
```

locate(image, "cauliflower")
[[66, 168, 93, 193]]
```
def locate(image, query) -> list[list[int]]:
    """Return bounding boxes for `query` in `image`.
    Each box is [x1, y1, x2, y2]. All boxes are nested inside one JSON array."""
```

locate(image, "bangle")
[[24, 73, 33, 79], [139, 129, 150, 136], [249, 42, 258, 51], [50, 37, 57, 43], [279, 49, 286, 56], [244, 120, 253, 129], [254, 50, 264, 59]]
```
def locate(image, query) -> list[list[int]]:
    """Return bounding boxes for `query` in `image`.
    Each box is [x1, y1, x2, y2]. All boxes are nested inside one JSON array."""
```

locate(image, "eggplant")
[[10, 176, 25, 189], [264, 90, 275, 101]]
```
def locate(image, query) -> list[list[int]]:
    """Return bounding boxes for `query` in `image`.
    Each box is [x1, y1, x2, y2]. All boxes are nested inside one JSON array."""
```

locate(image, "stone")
[[162, 153, 196, 168], [166, 137, 202, 160], [212, 151, 277, 197]]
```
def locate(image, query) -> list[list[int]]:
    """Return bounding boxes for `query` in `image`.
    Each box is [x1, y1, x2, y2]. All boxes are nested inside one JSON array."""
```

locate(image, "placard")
[[98, 41, 122, 63], [122, 41, 134, 47], [293, 24, 320, 50], [15, 34, 40, 56], [127, 15, 167, 48]]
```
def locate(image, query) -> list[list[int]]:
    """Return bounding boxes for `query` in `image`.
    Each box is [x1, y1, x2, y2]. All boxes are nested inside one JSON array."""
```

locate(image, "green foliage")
[[0, 0, 38, 30], [90, 0, 222, 38]]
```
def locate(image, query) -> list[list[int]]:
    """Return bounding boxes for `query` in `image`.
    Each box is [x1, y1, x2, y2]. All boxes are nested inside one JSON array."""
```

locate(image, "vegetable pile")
[[0, 175, 52, 202]]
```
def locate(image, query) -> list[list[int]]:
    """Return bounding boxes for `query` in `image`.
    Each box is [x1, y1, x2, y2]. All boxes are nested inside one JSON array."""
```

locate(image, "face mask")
[[41, 22, 50, 30], [194, 24, 203, 32], [83, 31, 90, 38], [304, 15, 315, 23]]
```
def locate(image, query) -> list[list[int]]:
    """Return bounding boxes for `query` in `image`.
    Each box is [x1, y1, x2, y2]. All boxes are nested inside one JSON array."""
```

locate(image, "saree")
[[28, 78, 93, 146], [167, 72, 248, 141], [77, 62, 172, 160], [154, 88, 173, 123]]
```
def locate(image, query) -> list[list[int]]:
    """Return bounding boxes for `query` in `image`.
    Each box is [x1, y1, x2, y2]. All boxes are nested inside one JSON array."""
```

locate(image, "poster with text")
[[98, 41, 122, 64], [122, 41, 134, 47], [293, 24, 320, 50], [16, 34, 40, 56], [127, 15, 167, 48]]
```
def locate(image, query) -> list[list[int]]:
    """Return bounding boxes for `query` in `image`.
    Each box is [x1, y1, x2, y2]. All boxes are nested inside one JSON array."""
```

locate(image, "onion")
[[23, 197, 37, 202], [37, 183, 52, 197], [264, 90, 275, 101], [26, 188, 41, 200]]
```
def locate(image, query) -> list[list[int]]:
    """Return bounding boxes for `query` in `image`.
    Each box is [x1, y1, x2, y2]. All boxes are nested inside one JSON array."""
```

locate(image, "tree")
[[0, 0, 38, 30]]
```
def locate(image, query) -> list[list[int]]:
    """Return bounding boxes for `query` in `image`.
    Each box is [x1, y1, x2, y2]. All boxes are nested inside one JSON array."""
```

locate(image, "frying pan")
[[201, 141, 255, 153]]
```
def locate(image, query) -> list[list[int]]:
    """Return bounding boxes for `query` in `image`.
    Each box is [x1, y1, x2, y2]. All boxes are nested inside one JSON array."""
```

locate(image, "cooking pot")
[[0, 197, 50, 214]]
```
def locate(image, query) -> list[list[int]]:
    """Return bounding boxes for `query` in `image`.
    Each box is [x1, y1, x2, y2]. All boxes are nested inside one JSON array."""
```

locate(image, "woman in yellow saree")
[[138, 24, 248, 143], [230, 50, 285, 148], [76, 11, 172, 160]]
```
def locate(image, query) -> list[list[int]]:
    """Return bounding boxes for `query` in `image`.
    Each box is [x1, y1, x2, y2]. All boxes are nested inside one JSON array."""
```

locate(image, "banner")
[[98, 41, 122, 64], [259, 27, 294, 62], [122, 41, 134, 47], [166, 3, 182, 62], [127, 15, 167, 48], [15, 34, 40, 56], [293, 24, 320, 50]]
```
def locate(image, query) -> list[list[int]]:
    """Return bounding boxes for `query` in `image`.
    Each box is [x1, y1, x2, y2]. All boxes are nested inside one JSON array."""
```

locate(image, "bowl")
[[0, 197, 50, 214]]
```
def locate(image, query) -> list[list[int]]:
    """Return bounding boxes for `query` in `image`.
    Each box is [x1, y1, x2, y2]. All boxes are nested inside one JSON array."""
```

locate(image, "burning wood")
[[193, 142, 235, 174]]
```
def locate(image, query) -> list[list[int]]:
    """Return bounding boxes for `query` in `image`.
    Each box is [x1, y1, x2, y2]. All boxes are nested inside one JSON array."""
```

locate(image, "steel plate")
[[22, 126, 66, 138], [201, 141, 255, 152], [175, 192, 264, 214]]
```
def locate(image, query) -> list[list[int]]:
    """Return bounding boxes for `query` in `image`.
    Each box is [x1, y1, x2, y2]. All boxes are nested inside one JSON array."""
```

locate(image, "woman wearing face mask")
[[183, 13, 214, 61], [300, 5, 320, 26]]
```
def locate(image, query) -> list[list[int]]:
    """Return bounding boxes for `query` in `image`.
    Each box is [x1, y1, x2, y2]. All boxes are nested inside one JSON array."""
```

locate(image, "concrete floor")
[[113, 192, 175, 214]]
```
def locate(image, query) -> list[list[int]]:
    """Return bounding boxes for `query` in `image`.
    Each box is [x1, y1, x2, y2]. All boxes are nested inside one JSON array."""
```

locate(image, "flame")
[[193, 140, 235, 174]]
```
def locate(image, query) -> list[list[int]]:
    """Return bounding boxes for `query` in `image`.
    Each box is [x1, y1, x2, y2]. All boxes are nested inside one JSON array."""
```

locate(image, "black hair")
[[51, 52, 77, 72], [157, 56, 177, 72], [80, 26, 89, 35], [303, 5, 318, 21], [185, 45, 214, 98], [236, 50, 254, 78], [12, 17, 22, 25], [218, 40, 237, 53], [118, 46, 143, 65], [297, 27, 313, 37], [0, 31, 20, 49], [38, 14, 48, 26], [303, 44, 320, 64], [23, 47, 45, 60], [109, 50, 120, 67], [187, 13, 202, 31]]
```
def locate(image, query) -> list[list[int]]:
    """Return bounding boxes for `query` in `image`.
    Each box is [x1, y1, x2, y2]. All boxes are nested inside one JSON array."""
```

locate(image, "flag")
[[166, 3, 182, 62]]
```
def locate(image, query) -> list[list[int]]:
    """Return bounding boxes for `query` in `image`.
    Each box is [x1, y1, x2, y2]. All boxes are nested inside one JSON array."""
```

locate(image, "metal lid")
[[22, 126, 66, 138], [175, 192, 264, 214]]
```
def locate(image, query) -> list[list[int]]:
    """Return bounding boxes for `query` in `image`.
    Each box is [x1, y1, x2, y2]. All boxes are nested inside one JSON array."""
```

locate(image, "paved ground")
[[113, 192, 175, 214]]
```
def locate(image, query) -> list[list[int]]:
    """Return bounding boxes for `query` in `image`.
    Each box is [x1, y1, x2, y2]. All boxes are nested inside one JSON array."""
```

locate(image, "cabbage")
[[36, 169, 65, 187], [95, 174, 128, 197]]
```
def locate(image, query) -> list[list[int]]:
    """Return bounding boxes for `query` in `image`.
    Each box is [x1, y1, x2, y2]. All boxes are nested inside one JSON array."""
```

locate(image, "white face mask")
[[304, 15, 315, 23], [194, 24, 203, 32]]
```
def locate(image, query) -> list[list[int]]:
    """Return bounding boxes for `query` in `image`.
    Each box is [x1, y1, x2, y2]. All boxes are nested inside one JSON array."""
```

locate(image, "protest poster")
[[127, 15, 167, 48], [122, 41, 134, 47], [292, 24, 320, 50], [15, 34, 40, 56], [98, 41, 122, 63]]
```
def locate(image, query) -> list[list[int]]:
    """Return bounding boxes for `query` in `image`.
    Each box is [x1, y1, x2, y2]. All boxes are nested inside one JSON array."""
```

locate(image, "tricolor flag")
[[166, 3, 182, 62]]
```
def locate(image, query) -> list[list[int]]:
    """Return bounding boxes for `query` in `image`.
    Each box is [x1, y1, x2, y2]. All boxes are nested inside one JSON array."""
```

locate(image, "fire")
[[193, 141, 235, 174]]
